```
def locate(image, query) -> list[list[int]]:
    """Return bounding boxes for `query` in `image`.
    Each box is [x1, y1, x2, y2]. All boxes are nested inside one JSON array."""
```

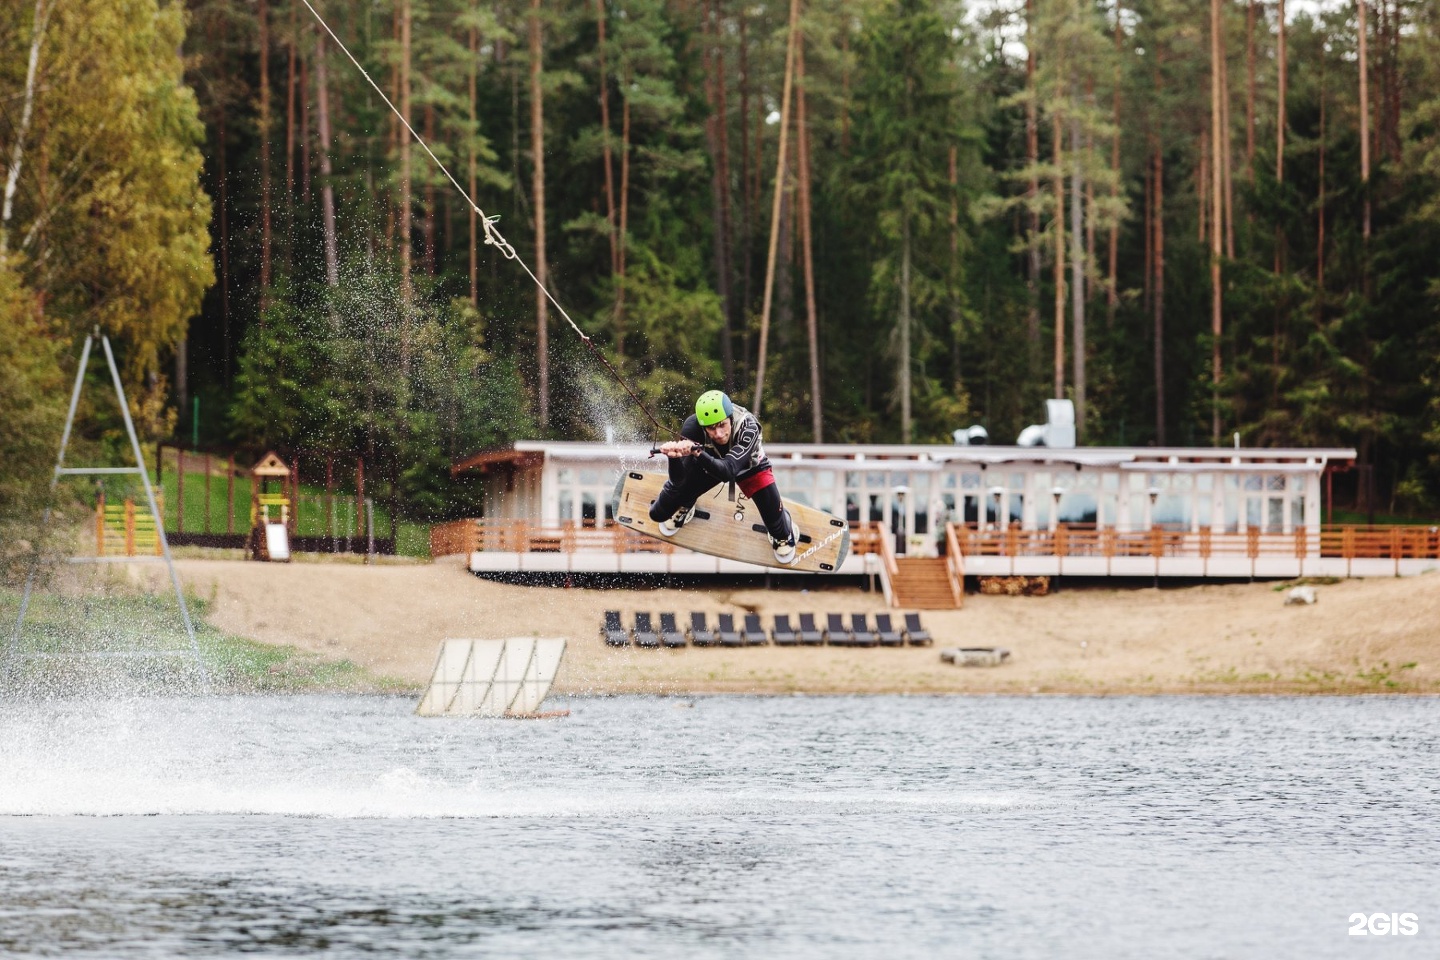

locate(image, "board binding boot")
[[658, 502, 696, 537], [771, 512, 798, 564]]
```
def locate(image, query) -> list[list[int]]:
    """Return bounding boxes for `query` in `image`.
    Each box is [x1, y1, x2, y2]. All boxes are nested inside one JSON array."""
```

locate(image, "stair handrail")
[[944, 522, 965, 608], [874, 521, 899, 607]]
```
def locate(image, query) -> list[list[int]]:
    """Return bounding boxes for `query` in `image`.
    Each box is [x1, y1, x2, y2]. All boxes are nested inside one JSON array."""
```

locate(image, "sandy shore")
[[130, 557, 1440, 696]]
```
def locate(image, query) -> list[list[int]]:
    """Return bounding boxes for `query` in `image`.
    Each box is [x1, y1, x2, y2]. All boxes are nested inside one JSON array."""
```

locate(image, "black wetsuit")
[[647, 405, 792, 544]]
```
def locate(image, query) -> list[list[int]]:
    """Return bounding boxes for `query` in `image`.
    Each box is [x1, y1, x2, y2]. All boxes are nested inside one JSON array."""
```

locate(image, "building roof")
[[451, 447, 545, 476]]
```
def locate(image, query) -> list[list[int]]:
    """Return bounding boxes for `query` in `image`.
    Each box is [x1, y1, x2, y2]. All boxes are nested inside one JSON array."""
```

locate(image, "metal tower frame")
[[6, 329, 210, 688]]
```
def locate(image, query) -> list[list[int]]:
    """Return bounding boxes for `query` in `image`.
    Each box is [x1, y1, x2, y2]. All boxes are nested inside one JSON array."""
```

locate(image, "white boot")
[[771, 513, 797, 563], [658, 503, 696, 536]]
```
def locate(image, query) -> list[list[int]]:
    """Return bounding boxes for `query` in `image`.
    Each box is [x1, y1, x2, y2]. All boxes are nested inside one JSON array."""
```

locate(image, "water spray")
[[299, 0, 676, 441]]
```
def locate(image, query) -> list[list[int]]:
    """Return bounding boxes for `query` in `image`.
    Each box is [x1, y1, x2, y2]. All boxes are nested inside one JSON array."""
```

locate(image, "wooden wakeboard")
[[612, 470, 851, 573]]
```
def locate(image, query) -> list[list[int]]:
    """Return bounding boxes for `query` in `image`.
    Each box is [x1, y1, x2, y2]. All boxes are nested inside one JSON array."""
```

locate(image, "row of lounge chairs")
[[601, 611, 933, 649]]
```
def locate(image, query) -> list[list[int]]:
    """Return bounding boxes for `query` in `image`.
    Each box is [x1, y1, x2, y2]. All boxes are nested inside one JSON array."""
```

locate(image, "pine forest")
[[4, 0, 1440, 526]]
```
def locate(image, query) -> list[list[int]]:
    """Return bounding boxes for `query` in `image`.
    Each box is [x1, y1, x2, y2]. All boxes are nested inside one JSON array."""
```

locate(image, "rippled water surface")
[[1, 694, 1437, 958]]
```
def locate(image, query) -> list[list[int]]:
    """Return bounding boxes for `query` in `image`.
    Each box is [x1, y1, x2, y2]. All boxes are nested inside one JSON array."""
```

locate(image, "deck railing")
[[431, 519, 684, 559], [954, 523, 1440, 561], [431, 518, 1440, 564]]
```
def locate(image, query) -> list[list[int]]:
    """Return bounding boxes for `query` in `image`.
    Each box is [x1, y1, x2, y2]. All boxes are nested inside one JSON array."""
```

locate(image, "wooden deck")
[[432, 518, 1440, 581]]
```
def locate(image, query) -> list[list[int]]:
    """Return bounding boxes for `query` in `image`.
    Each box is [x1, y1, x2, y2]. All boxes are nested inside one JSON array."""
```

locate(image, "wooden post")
[[356, 458, 365, 538], [96, 490, 105, 556], [204, 452, 212, 533], [176, 450, 185, 534], [291, 457, 300, 535], [227, 455, 235, 534], [125, 498, 136, 556]]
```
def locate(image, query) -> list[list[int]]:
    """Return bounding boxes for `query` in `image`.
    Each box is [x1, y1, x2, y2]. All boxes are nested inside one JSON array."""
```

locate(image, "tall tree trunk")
[[900, 215, 912, 443], [398, 0, 412, 298], [1210, 0, 1225, 444], [286, 3, 297, 218], [424, 104, 437, 275], [1053, 113, 1065, 402], [1070, 109, 1086, 440], [1221, 33, 1234, 258], [314, 15, 339, 288], [1358, 0, 1370, 242], [752, 0, 800, 416], [797, 24, 821, 441], [615, 81, 630, 349], [1143, 146, 1153, 316], [300, 44, 310, 204], [218, 104, 231, 381], [259, 0, 273, 308], [1154, 143, 1166, 445], [705, 0, 735, 388], [385, 6, 399, 251], [1245, 0, 1255, 176], [0, 0, 51, 257], [1084, 79, 1095, 276], [1025, 0, 1041, 359], [1275, 0, 1286, 275], [1383, 0, 1395, 161], [1108, 10, 1121, 326], [1198, 130, 1208, 243], [529, 0, 549, 427], [949, 145, 962, 385], [1276, 0, 1286, 184], [738, 8, 752, 327], [715, 1, 734, 384], [1317, 55, 1326, 294], [596, 0, 618, 277], [468, 21, 479, 304]]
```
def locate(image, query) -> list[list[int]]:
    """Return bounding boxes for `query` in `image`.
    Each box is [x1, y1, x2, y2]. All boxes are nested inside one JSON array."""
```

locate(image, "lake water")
[[0, 694, 1437, 958]]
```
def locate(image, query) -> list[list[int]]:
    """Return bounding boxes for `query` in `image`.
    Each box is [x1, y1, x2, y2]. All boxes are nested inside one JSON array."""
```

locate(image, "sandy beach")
[[128, 557, 1440, 696]]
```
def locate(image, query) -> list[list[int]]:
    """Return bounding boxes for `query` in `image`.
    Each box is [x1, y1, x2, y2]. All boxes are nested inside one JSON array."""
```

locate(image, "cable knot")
[[480, 214, 517, 260]]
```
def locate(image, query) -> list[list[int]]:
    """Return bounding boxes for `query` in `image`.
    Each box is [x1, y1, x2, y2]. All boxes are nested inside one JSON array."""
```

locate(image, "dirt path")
[[156, 558, 1440, 695]]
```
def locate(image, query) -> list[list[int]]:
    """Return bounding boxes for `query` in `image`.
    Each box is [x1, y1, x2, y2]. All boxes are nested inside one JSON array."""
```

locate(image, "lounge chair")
[[850, 613, 878, 648], [903, 612, 933, 647], [688, 612, 718, 647], [797, 612, 825, 646], [601, 610, 630, 647], [741, 613, 769, 645], [824, 612, 854, 647], [874, 612, 905, 647], [658, 612, 687, 648], [771, 614, 800, 646], [717, 612, 744, 647], [633, 612, 661, 649]]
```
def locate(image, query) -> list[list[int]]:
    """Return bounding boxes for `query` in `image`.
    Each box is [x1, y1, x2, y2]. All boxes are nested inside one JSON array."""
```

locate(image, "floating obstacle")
[[416, 637, 568, 718], [940, 647, 1012, 667]]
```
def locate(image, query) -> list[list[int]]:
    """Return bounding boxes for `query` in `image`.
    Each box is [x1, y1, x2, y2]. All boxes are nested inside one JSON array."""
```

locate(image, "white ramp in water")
[[416, 638, 567, 717]]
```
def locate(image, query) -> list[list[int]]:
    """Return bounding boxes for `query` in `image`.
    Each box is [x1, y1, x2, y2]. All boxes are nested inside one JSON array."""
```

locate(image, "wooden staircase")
[[869, 522, 964, 609], [891, 557, 961, 609]]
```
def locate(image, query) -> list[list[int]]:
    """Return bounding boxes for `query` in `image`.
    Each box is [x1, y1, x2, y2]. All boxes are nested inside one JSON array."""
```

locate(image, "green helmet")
[[695, 389, 733, 427]]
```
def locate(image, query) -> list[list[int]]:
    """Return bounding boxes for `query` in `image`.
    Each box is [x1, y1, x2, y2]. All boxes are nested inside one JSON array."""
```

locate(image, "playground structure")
[[248, 452, 293, 562], [152, 445, 394, 557], [94, 491, 165, 558]]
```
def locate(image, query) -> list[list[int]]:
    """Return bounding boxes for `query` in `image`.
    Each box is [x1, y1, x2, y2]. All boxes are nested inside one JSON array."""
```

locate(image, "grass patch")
[[1, 585, 411, 695]]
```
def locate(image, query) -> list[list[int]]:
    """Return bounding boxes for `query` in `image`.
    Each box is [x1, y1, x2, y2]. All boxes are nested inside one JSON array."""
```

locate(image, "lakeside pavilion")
[[431, 440, 1440, 604]]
